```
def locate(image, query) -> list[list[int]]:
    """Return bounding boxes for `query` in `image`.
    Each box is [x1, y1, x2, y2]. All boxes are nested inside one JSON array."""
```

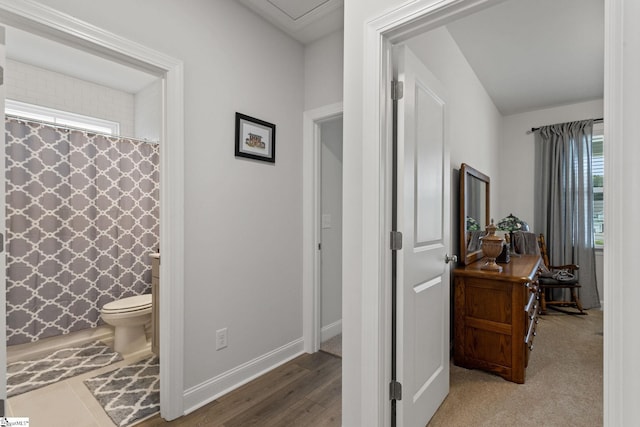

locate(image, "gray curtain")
[[534, 119, 600, 309], [5, 117, 160, 345]]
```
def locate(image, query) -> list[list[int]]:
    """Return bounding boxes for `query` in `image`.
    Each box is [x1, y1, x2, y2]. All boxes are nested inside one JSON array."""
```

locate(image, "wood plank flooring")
[[137, 351, 341, 427]]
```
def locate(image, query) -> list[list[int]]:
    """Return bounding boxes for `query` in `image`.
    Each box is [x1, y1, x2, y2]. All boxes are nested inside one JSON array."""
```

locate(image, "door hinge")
[[391, 80, 404, 100], [390, 231, 403, 251], [390, 380, 403, 401], [318, 243, 322, 250]]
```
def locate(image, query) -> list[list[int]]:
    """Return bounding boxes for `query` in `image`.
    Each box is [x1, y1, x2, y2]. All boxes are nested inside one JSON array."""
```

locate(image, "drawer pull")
[[525, 293, 537, 312], [525, 316, 537, 343]]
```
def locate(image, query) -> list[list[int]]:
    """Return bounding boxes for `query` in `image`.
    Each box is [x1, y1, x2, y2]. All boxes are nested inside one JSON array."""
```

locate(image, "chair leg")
[[571, 288, 585, 314], [540, 288, 547, 314]]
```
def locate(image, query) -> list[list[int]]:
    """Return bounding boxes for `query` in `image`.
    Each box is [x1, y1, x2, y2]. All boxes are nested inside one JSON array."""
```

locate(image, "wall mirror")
[[459, 163, 490, 265]]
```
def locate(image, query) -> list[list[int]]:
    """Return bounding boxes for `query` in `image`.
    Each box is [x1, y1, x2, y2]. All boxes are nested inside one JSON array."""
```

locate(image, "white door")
[[393, 44, 450, 427], [0, 25, 7, 412]]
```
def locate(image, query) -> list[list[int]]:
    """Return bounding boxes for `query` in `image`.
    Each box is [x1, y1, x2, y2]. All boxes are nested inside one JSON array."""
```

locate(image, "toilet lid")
[[102, 294, 152, 313]]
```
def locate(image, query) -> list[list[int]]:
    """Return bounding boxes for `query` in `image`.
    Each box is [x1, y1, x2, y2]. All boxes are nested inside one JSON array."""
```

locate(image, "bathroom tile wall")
[[5, 59, 135, 137], [134, 80, 162, 142]]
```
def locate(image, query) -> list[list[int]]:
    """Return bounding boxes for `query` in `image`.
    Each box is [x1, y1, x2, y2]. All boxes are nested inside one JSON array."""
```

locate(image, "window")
[[592, 123, 604, 248], [5, 99, 120, 135]]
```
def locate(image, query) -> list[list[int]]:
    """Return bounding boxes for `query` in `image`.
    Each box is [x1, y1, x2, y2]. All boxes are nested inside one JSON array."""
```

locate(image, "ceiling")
[[3, 0, 603, 116], [239, 0, 603, 116], [238, 0, 343, 45], [5, 26, 159, 94], [445, 0, 604, 115]]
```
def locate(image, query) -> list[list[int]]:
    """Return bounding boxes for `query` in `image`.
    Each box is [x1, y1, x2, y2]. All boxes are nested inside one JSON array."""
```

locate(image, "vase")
[[480, 221, 505, 272]]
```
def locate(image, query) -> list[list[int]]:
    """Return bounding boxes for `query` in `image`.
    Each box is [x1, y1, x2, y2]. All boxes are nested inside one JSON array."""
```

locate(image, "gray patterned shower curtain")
[[5, 117, 159, 346]]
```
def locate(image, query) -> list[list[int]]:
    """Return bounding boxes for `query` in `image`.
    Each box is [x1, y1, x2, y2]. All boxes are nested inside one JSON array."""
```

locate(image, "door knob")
[[445, 254, 458, 264]]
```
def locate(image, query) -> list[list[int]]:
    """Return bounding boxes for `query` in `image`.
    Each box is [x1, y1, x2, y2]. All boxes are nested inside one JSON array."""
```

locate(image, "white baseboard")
[[183, 338, 305, 415], [321, 319, 342, 342]]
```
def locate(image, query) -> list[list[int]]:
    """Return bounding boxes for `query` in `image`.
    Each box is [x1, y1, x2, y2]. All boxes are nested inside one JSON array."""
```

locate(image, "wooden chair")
[[537, 234, 585, 315]]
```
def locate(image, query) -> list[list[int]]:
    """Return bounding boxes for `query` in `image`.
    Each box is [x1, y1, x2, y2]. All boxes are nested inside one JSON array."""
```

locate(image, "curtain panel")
[[5, 117, 160, 345], [534, 119, 600, 309]]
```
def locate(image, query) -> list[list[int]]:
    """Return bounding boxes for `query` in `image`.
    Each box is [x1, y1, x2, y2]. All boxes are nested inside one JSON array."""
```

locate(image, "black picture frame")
[[235, 112, 276, 163]]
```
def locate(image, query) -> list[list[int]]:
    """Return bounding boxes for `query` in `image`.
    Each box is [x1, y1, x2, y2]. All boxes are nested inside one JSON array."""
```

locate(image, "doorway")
[[3, 25, 164, 423], [302, 102, 342, 354], [318, 115, 343, 357], [0, 1, 185, 421], [344, 0, 608, 425]]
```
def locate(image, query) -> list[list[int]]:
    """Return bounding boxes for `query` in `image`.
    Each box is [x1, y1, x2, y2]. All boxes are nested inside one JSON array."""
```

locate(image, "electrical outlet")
[[216, 328, 228, 350]]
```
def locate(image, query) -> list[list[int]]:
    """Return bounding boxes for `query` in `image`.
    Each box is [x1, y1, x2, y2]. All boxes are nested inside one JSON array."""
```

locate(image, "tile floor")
[[7, 346, 155, 427]]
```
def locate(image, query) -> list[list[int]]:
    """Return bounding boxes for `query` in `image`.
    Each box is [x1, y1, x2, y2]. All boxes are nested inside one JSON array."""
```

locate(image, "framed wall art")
[[235, 112, 276, 163]]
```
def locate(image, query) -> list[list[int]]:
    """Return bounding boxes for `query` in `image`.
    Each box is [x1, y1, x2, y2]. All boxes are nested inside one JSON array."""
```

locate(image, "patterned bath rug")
[[7, 340, 123, 397], [84, 356, 159, 427]]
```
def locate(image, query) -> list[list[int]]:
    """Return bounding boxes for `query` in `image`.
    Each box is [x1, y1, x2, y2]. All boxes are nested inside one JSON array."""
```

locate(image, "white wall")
[[5, 59, 135, 136], [35, 0, 305, 410], [134, 79, 162, 141], [320, 117, 343, 337], [408, 28, 501, 185], [304, 29, 344, 110], [498, 99, 604, 225]]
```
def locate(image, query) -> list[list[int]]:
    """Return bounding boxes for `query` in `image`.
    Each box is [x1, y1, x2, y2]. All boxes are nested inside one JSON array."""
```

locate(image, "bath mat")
[[7, 340, 123, 397], [84, 356, 159, 427]]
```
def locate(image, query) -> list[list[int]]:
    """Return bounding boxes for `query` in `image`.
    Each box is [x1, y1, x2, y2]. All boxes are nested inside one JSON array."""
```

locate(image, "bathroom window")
[[5, 99, 120, 135]]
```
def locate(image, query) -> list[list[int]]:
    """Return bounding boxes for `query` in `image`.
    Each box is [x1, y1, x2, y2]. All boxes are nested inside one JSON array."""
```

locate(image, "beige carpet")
[[428, 309, 603, 427], [320, 333, 342, 358]]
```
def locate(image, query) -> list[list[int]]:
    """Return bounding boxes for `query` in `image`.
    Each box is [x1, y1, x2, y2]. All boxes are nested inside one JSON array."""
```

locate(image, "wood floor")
[[137, 351, 341, 427]]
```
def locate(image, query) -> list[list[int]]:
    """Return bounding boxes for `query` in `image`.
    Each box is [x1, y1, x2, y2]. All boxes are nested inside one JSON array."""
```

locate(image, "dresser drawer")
[[454, 255, 542, 383]]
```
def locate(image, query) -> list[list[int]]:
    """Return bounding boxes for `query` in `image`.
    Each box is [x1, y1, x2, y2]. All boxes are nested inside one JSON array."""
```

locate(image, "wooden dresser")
[[453, 254, 541, 383]]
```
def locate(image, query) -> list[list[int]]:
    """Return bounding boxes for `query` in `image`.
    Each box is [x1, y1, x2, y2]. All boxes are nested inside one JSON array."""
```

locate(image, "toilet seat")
[[102, 294, 152, 314]]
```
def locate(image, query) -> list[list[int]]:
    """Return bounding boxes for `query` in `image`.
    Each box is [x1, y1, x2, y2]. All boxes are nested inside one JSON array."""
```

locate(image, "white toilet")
[[101, 294, 152, 354]]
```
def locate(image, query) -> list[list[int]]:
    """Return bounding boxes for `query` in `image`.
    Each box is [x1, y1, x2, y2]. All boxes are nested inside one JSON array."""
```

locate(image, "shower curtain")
[[5, 117, 160, 346]]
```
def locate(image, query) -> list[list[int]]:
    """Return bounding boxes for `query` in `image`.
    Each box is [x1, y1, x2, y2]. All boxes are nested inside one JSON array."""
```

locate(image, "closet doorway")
[[318, 115, 343, 357]]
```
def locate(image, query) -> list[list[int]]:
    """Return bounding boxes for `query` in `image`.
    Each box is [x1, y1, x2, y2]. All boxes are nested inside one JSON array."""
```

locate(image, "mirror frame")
[[459, 163, 490, 265]]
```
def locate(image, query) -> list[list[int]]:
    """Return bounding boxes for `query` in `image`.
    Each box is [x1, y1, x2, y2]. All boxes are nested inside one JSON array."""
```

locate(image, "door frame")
[[356, 0, 624, 425], [0, 1, 185, 420], [303, 102, 343, 353], [358, 2, 507, 425], [0, 26, 6, 410]]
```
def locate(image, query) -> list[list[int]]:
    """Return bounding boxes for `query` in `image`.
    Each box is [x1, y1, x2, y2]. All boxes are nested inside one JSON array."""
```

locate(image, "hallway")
[[139, 351, 341, 426]]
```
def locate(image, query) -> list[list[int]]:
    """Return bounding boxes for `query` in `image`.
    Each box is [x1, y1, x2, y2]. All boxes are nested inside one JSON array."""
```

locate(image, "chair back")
[[537, 234, 550, 268]]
